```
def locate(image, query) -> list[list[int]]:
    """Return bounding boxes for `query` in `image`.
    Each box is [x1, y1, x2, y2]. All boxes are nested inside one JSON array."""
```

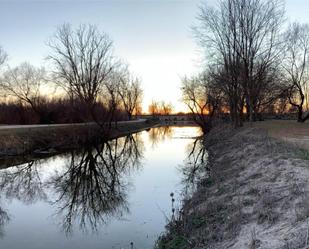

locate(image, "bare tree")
[[103, 71, 122, 127], [148, 100, 160, 116], [159, 101, 173, 115], [283, 23, 309, 122], [47, 23, 116, 123], [195, 0, 285, 125], [118, 70, 143, 120], [182, 72, 222, 132], [147, 100, 173, 116], [195, 1, 244, 126], [0, 62, 48, 123], [233, 0, 284, 122]]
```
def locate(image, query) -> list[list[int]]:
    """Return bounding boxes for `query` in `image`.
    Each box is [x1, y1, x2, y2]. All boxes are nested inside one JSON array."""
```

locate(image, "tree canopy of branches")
[[47, 24, 117, 123], [148, 100, 159, 116], [159, 101, 173, 115], [118, 71, 143, 120], [283, 23, 309, 122], [194, 0, 285, 127], [0, 62, 49, 123], [148, 100, 173, 116], [182, 72, 222, 132]]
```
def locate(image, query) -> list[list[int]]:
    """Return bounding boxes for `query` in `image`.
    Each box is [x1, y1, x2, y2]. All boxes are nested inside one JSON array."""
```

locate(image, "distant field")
[[249, 120, 309, 149]]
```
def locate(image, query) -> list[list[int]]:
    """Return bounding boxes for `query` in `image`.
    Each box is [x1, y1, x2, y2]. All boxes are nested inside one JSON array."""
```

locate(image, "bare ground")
[[157, 124, 309, 249]]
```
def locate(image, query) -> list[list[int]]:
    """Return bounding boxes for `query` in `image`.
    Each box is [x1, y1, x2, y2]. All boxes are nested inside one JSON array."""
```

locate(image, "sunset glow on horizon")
[[0, 0, 308, 113]]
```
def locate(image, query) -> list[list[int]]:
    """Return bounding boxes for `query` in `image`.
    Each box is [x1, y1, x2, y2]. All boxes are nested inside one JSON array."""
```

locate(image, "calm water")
[[0, 126, 205, 249]]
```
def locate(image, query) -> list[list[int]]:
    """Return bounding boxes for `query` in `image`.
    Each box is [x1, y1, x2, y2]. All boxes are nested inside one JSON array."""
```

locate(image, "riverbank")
[[157, 124, 309, 249], [0, 119, 158, 159]]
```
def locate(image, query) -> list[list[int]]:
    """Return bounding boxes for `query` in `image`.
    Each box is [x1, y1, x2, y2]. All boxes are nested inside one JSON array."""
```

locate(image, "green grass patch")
[[155, 233, 188, 249], [191, 216, 207, 228], [202, 177, 214, 187], [296, 148, 309, 160]]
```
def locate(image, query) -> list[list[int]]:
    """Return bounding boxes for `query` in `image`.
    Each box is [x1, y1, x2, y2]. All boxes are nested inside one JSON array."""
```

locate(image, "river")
[[0, 125, 205, 249]]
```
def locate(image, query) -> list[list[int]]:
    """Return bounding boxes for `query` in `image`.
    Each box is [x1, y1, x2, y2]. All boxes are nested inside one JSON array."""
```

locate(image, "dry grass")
[[249, 120, 309, 150], [157, 123, 309, 249], [0, 120, 157, 158]]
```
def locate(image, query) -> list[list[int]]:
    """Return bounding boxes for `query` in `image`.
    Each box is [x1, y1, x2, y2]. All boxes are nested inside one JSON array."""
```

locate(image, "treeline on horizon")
[[0, 24, 143, 125], [1, 0, 309, 130], [181, 0, 309, 131]]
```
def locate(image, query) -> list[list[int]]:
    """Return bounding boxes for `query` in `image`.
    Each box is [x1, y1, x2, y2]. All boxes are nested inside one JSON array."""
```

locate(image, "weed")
[[155, 233, 188, 249], [295, 148, 309, 160]]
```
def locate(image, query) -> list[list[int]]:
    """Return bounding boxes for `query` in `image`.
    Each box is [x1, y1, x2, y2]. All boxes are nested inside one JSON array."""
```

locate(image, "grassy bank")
[[157, 124, 309, 249], [250, 120, 309, 150], [0, 119, 158, 159]]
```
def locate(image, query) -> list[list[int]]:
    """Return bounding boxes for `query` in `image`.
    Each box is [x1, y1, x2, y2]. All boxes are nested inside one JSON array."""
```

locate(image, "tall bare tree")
[[159, 101, 173, 115], [0, 62, 48, 123], [118, 71, 143, 120], [103, 71, 122, 126], [182, 72, 222, 132], [147, 100, 173, 116], [283, 23, 309, 122], [47, 24, 116, 123], [148, 100, 160, 117], [195, 0, 285, 125]]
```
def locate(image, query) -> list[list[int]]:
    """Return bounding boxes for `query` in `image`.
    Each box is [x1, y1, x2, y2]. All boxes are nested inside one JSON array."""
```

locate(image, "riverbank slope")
[[157, 125, 309, 249]]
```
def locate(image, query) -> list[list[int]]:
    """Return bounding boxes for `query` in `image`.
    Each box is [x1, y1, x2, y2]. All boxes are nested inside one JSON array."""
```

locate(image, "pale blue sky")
[[0, 0, 308, 112]]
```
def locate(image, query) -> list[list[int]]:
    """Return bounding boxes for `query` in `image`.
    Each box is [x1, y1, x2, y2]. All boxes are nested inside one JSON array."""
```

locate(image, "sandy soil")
[[157, 125, 309, 249]]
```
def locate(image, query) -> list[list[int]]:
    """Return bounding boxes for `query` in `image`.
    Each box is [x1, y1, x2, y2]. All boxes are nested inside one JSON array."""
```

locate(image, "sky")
[[0, 0, 309, 113]]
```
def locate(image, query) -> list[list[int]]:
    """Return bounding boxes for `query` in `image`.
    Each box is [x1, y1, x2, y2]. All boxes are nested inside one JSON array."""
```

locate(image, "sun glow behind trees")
[[0, 1, 309, 122], [180, 0, 309, 131]]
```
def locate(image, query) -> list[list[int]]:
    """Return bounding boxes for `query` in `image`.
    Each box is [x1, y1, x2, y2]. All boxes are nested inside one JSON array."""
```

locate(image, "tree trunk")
[[302, 112, 309, 122], [248, 97, 254, 123], [297, 106, 304, 122]]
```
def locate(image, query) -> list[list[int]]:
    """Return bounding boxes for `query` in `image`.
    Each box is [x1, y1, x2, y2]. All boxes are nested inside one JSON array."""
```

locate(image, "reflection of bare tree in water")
[[0, 160, 47, 237], [0, 160, 46, 204], [148, 126, 173, 148], [49, 133, 144, 234], [0, 206, 9, 238], [0, 133, 143, 236], [180, 138, 208, 196]]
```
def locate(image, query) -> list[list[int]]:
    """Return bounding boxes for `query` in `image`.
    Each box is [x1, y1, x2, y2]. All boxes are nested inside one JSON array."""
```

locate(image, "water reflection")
[[0, 133, 144, 235], [49, 134, 143, 234], [148, 126, 173, 148], [0, 160, 47, 237], [0, 126, 205, 248], [180, 137, 209, 196], [0, 206, 9, 238], [0, 160, 46, 204]]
